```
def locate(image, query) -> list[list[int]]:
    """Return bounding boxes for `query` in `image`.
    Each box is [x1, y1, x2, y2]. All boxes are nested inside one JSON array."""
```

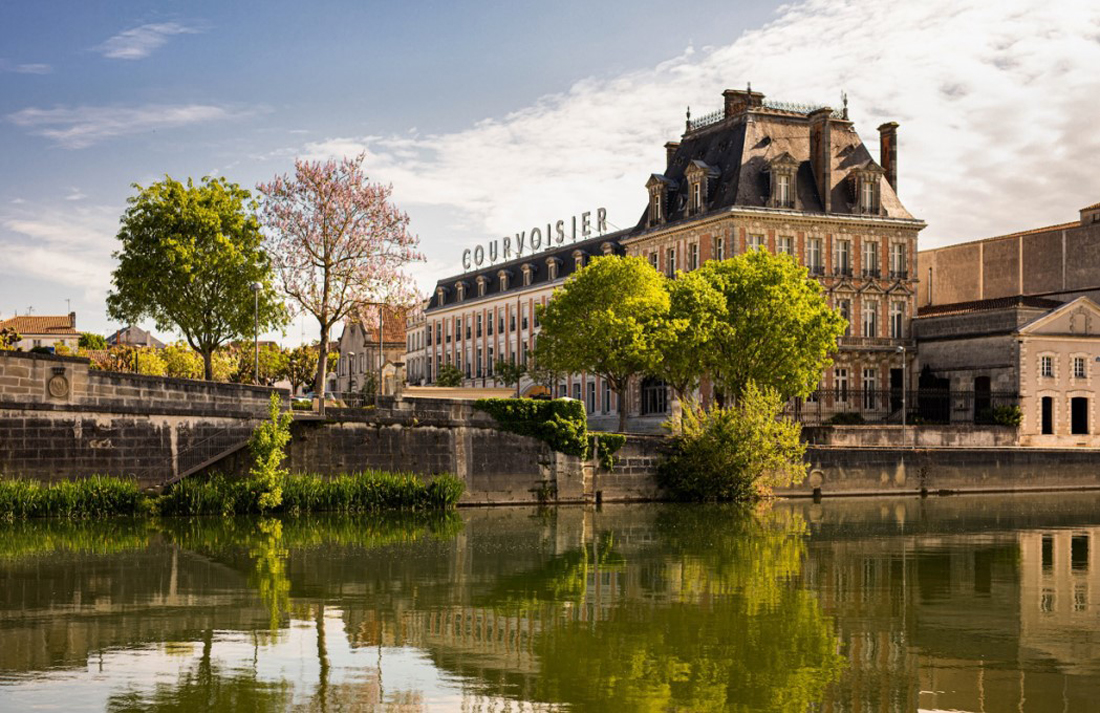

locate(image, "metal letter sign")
[[459, 208, 608, 272]]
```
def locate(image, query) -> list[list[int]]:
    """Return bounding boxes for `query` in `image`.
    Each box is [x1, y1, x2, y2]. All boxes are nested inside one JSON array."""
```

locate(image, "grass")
[[0, 471, 465, 520]]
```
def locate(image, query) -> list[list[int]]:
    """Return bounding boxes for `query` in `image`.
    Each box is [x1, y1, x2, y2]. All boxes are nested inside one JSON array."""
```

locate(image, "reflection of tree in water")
[[531, 506, 844, 712], [482, 531, 625, 608], [249, 519, 291, 630]]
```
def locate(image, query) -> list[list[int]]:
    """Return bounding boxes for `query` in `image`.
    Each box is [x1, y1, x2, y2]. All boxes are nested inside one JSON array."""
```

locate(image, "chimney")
[[68, 311, 76, 329], [878, 122, 899, 192], [722, 86, 765, 119], [808, 108, 834, 213], [664, 142, 680, 168]]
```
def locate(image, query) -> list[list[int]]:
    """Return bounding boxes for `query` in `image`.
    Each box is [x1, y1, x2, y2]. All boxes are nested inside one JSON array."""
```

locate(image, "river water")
[[1, 494, 1099, 711]]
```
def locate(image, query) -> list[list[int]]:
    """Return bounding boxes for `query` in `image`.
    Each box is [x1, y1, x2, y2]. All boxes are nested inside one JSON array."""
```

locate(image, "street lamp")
[[250, 282, 262, 384], [896, 344, 907, 436]]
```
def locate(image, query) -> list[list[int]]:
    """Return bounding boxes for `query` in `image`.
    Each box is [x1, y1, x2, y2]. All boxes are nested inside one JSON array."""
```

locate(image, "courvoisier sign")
[[461, 207, 608, 272]]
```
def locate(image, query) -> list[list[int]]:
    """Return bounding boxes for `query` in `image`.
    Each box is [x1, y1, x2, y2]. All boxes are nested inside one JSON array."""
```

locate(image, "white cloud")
[[270, 0, 1100, 284], [94, 22, 202, 60], [6, 103, 252, 149], [65, 187, 87, 201], [0, 204, 118, 300], [0, 60, 53, 74]]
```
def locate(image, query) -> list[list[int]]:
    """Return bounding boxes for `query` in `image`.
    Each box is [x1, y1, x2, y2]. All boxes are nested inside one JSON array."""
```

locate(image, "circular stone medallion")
[[48, 374, 70, 398]]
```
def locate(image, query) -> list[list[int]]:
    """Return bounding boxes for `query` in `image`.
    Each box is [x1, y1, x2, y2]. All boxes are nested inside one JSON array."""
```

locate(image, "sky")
[[2, 0, 1099, 344]]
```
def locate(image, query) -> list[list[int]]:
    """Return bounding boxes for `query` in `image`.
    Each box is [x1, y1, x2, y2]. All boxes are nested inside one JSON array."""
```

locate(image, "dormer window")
[[436, 287, 446, 306], [572, 250, 586, 271], [498, 269, 511, 291], [852, 163, 885, 215], [476, 276, 487, 297], [767, 152, 799, 209], [455, 281, 467, 301], [600, 241, 615, 256], [546, 258, 560, 281], [522, 264, 534, 286], [646, 174, 675, 227], [684, 160, 717, 217]]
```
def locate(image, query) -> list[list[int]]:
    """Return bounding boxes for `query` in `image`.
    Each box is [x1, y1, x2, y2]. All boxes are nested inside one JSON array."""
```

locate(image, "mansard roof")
[[426, 229, 629, 313], [634, 88, 916, 230]]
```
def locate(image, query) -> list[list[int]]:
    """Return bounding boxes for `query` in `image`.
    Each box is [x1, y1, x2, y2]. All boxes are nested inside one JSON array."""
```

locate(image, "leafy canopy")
[[106, 176, 286, 380], [699, 250, 845, 400], [535, 255, 668, 431]]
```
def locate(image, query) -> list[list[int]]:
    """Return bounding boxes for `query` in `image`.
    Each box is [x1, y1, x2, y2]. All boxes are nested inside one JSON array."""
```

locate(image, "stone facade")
[[915, 296, 1100, 446], [918, 201, 1100, 308], [332, 306, 407, 395]]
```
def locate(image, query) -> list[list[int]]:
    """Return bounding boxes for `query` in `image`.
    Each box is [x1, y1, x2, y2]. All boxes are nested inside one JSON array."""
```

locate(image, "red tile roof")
[[0, 314, 78, 336]]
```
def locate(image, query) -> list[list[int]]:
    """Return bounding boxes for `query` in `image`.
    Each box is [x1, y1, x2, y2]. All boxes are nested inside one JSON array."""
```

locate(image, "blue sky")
[[2, 0, 1099, 343]]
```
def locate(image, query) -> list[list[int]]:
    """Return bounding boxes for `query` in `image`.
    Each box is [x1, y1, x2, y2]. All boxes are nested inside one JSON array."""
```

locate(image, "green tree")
[[651, 270, 724, 424], [535, 256, 668, 431], [285, 345, 318, 395], [436, 363, 464, 387], [162, 343, 204, 379], [78, 332, 107, 350], [107, 176, 287, 380], [232, 344, 288, 386], [0, 327, 20, 351], [699, 250, 845, 401], [493, 358, 526, 398], [249, 393, 293, 512], [658, 382, 806, 502]]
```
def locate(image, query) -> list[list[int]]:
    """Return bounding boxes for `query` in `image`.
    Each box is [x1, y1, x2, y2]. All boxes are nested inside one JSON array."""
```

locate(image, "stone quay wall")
[[0, 351, 282, 487]]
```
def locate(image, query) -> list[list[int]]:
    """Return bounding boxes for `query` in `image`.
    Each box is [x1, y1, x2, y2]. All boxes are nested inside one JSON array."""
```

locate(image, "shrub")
[[658, 383, 807, 502], [825, 412, 865, 425], [249, 393, 294, 511], [436, 363, 465, 387], [589, 432, 627, 471], [986, 405, 1023, 427]]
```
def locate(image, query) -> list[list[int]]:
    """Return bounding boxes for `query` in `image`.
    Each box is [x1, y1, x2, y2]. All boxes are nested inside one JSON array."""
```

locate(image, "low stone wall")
[[0, 351, 284, 487], [595, 435, 664, 502], [802, 424, 1019, 448], [787, 446, 1100, 497]]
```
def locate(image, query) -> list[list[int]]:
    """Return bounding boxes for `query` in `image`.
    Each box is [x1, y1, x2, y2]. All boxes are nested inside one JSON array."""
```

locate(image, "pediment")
[[768, 151, 800, 169], [857, 282, 886, 295], [830, 279, 857, 293], [886, 282, 913, 295], [1020, 296, 1100, 336]]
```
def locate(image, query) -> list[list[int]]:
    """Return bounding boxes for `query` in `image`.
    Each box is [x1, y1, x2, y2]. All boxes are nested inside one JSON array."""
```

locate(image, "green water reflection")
[[2, 495, 1100, 711]]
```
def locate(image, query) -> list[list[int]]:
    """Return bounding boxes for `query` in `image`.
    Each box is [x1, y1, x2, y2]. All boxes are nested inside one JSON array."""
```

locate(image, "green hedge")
[[474, 398, 626, 469]]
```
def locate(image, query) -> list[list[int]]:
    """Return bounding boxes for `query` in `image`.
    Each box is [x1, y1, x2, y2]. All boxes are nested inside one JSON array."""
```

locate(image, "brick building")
[[420, 85, 924, 428]]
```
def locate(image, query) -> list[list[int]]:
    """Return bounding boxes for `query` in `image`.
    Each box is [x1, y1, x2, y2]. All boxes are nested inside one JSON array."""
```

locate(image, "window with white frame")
[[836, 239, 852, 275], [778, 236, 793, 256], [748, 235, 764, 251], [777, 173, 792, 207], [1041, 355, 1053, 378], [861, 180, 877, 213], [890, 242, 907, 278], [603, 382, 611, 413], [1075, 356, 1087, 379], [863, 240, 880, 277], [688, 243, 699, 270], [807, 238, 823, 273], [863, 368, 878, 409], [838, 298, 852, 337], [649, 251, 659, 270], [548, 261, 557, 280], [691, 181, 702, 212], [523, 267, 532, 286], [666, 247, 676, 277], [836, 367, 849, 402], [477, 279, 486, 297], [715, 236, 725, 261], [862, 300, 879, 338], [890, 301, 905, 339]]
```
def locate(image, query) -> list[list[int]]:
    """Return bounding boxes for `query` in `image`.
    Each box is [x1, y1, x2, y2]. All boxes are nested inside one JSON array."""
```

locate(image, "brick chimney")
[[723, 87, 765, 118], [68, 311, 76, 329], [664, 142, 680, 168], [808, 107, 834, 213], [878, 122, 899, 192]]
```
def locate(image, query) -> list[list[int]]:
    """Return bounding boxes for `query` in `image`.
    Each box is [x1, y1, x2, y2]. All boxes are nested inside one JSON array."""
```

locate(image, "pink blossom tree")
[[256, 155, 422, 409]]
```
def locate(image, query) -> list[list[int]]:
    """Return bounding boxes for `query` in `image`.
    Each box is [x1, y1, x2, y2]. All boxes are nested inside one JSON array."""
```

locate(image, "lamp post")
[[347, 351, 355, 397], [250, 282, 262, 384], [897, 345, 907, 443]]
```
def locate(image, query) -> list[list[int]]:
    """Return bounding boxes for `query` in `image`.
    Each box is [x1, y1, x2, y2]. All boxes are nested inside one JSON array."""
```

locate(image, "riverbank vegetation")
[[474, 397, 626, 469], [0, 471, 464, 520]]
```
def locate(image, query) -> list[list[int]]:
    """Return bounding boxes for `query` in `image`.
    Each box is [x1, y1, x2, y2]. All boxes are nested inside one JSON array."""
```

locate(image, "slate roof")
[[633, 97, 915, 230], [916, 295, 1063, 318], [0, 314, 77, 336], [106, 325, 166, 348], [425, 229, 629, 313]]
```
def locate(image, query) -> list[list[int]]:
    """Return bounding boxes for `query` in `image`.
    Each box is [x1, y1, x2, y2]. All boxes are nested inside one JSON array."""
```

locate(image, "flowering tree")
[[256, 155, 422, 407]]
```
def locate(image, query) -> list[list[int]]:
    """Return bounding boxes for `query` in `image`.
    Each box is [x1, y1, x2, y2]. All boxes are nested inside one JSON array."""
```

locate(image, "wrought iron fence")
[[786, 389, 1019, 426]]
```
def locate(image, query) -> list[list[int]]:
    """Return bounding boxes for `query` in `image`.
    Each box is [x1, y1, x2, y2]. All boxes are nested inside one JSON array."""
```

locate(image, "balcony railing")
[[889, 269, 909, 280], [833, 266, 853, 277], [837, 337, 914, 349], [786, 389, 1018, 425], [809, 264, 825, 276], [862, 268, 880, 279]]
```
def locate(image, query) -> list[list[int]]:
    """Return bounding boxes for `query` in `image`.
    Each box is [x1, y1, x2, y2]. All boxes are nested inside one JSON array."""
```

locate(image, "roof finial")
[[842, 91, 849, 120], [747, 81, 752, 94], [685, 105, 691, 131]]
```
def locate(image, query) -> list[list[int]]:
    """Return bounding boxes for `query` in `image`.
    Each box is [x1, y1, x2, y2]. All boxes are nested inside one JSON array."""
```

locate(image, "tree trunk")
[[315, 323, 330, 415], [202, 350, 214, 381], [617, 383, 628, 433]]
